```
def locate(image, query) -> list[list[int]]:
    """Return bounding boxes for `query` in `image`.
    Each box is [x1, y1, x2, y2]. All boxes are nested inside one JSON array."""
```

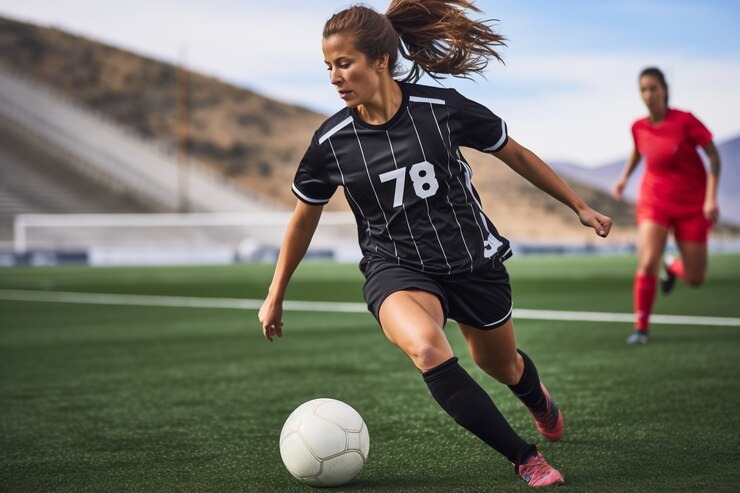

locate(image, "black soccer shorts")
[[361, 257, 513, 330]]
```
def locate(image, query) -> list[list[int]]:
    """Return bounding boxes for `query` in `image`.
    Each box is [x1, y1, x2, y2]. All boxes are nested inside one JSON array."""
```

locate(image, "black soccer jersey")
[[292, 81, 512, 275]]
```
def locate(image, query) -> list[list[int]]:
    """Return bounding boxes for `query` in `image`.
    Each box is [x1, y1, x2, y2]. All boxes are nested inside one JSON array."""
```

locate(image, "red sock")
[[668, 258, 685, 280], [634, 273, 657, 331]]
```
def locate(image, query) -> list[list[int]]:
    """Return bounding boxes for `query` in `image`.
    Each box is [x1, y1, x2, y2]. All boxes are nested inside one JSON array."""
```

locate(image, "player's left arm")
[[702, 140, 721, 223], [494, 137, 612, 238]]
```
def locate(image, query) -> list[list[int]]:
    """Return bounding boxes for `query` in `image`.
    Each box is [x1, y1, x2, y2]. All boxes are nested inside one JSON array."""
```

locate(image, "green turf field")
[[1, 254, 739, 492]]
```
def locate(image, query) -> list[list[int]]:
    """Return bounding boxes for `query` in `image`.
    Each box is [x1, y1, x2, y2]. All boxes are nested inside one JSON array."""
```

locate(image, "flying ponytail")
[[323, 0, 506, 82]]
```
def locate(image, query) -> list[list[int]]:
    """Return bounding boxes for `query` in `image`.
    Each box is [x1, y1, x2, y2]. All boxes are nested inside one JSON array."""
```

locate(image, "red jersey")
[[631, 108, 712, 213]]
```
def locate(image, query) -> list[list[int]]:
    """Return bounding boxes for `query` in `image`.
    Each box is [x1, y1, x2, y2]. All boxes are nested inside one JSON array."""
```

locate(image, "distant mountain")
[[549, 136, 740, 227]]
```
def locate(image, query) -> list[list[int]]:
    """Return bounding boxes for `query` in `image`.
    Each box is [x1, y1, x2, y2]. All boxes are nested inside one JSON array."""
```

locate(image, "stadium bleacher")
[[0, 126, 153, 244], [0, 63, 357, 265]]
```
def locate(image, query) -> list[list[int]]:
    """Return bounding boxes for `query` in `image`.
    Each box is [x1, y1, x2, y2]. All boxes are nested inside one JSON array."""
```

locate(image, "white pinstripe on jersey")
[[386, 130, 424, 267], [328, 139, 370, 242], [425, 100, 475, 271], [352, 120, 394, 256], [406, 105, 451, 273]]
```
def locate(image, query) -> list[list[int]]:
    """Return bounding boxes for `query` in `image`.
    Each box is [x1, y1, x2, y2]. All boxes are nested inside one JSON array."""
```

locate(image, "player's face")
[[639, 75, 667, 114], [322, 34, 384, 109]]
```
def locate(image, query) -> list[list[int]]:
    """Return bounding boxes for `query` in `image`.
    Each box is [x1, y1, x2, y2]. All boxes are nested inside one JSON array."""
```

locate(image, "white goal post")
[[13, 212, 360, 265]]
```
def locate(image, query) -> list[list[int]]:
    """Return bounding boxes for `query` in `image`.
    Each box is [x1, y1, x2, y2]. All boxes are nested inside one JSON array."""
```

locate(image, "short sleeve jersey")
[[631, 108, 712, 212], [292, 81, 512, 275]]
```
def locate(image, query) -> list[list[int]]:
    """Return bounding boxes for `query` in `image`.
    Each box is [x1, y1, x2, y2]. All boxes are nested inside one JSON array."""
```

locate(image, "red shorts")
[[636, 202, 711, 242]]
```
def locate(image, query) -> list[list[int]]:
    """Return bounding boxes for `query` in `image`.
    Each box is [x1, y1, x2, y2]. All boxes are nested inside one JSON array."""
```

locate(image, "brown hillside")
[[0, 15, 636, 243], [461, 149, 636, 244]]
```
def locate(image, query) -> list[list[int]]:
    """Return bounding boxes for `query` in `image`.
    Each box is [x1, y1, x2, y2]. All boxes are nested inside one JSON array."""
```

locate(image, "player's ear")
[[376, 52, 390, 72]]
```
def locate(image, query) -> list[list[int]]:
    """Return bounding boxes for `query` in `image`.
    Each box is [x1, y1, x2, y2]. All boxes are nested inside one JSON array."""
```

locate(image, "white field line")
[[1, 289, 739, 327]]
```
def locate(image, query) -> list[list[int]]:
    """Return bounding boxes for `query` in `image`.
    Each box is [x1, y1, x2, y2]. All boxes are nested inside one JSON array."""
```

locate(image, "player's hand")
[[704, 199, 720, 224], [612, 180, 626, 201], [259, 295, 284, 342], [578, 208, 612, 238]]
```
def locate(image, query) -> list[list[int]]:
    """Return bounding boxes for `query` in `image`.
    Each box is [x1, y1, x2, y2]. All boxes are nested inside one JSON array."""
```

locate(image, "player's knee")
[[636, 261, 660, 276], [407, 342, 451, 371], [686, 274, 705, 287]]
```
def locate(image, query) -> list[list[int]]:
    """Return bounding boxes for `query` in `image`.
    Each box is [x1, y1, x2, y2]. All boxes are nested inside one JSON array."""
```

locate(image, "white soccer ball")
[[279, 398, 370, 487]]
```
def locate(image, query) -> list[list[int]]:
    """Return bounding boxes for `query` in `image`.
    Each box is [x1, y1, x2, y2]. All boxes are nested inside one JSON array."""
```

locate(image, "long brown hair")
[[323, 0, 506, 82]]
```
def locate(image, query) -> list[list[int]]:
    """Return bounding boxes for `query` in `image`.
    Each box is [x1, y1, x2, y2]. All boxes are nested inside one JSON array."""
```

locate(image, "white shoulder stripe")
[[409, 96, 446, 105], [483, 120, 508, 152], [318, 116, 354, 144], [292, 183, 329, 204]]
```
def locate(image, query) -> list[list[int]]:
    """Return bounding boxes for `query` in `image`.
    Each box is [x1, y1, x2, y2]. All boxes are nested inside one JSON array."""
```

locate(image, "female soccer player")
[[613, 67, 721, 345], [259, 1, 612, 487]]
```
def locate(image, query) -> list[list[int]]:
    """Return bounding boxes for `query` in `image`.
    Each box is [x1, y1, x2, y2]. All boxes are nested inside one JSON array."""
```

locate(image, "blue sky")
[[1, 0, 739, 167]]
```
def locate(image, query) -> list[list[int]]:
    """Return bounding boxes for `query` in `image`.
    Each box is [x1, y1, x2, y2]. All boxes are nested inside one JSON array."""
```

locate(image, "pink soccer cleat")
[[517, 453, 565, 487], [529, 383, 564, 442]]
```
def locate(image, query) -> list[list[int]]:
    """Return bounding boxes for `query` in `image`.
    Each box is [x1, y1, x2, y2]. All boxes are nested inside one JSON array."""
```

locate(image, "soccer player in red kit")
[[613, 67, 721, 344]]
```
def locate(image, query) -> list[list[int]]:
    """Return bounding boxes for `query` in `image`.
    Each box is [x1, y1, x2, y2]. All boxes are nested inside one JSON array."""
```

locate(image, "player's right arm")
[[612, 147, 641, 201], [259, 201, 324, 342]]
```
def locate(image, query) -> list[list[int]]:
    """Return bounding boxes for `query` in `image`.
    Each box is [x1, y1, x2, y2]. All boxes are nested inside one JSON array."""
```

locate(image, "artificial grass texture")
[[1, 254, 739, 492]]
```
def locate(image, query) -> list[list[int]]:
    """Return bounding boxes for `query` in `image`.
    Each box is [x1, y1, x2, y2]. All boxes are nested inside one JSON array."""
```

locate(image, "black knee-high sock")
[[423, 357, 536, 465], [508, 349, 548, 413]]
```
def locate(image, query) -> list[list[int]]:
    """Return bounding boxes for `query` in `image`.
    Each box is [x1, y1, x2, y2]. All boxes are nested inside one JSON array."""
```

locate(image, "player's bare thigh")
[[378, 289, 452, 372], [458, 318, 523, 385], [636, 220, 670, 276]]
